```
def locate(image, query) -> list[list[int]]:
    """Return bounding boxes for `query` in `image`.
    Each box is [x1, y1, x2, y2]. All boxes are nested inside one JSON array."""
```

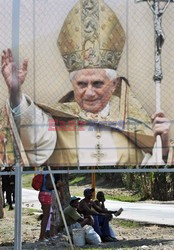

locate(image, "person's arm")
[[80, 201, 99, 215], [100, 201, 106, 210], [76, 217, 84, 223], [94, 199, 107, 210], [1, 49, 27, 109], [141, 111, 173, 166], [94, 200, 119, 214], [70, 208, 84, 221], [11, 94, 57, 165], [91, 201, 113, 214], [94, 200, 101, 207], [1, 49, 57, 165]]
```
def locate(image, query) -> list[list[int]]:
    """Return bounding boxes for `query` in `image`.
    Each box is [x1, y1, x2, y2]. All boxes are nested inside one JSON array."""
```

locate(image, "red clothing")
[[38, 191, 52, 205]]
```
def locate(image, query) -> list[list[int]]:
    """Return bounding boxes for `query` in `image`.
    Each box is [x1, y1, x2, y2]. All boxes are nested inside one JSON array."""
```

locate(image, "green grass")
[[105, 194, 142, 202], [83, 247, 132, 250], [70, 186, 142, 202], [83, 249, 119, 250], [113, 219, 141, 228], [22, 173, 142, 202], [22, 174, 33, 189], [69, 176, 85, 185], [70, 188, 141, 202], [22, 208, 40, 214]]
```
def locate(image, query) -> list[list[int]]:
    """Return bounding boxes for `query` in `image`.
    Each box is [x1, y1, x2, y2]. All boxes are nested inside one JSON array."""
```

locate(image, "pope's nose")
[[84, 86, 95, 97]]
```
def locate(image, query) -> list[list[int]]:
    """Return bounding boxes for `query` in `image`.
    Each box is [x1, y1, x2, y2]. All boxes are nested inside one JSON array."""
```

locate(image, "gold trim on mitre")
[[57, 0, 125, 72]]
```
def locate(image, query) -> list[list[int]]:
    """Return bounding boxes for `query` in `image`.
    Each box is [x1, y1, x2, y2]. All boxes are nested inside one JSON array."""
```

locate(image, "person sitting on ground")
[[58, 196, 92, 234], [78, 188, 116, 242], [95, 191, 123, 240], [95, 191, 123, 216]]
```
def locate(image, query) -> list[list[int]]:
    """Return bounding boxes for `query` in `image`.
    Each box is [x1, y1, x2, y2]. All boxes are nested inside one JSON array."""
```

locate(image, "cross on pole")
[[136, 0, 173, 84], [135, 0, 174, 165]]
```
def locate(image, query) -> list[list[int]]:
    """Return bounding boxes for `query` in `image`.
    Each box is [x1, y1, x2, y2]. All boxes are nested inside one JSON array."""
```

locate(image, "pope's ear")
[[112, 77, 121, 92]]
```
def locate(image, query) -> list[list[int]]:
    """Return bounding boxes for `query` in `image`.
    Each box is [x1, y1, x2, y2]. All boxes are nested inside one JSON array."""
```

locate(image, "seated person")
[[95, 191, 123, 215], [58, 196, 92, 234], [78, 188, 117, 242], [95, 191, 123, 240]]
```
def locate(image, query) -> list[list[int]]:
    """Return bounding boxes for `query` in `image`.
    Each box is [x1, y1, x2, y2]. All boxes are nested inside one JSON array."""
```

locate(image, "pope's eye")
[[77, 81, 87, 88], [93, 81, 104, 88]]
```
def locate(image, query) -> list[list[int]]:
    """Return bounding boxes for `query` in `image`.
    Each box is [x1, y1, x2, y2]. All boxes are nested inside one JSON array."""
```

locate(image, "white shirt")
[[78, 103, 118, 166]]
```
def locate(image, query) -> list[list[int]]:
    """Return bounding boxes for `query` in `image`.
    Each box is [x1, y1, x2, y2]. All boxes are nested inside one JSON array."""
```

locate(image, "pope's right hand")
[[1, 48, 28, 108]]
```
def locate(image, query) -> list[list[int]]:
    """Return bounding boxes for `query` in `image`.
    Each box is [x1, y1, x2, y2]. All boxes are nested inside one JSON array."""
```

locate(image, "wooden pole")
[[91, 166, 96, 199]]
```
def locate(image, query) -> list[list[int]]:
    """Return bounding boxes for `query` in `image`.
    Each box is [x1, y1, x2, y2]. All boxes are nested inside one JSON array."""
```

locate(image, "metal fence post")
[[14, 165, 22, 250], [12, 0, 21, 249]]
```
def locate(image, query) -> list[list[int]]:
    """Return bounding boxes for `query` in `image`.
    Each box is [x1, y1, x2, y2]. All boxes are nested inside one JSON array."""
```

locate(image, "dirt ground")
[[0, 206, 174, 250], [1, 185, 174, 249]]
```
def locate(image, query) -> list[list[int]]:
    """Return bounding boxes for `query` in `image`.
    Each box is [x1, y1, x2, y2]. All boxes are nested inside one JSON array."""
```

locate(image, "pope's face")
[[72, 69, 117, 113]]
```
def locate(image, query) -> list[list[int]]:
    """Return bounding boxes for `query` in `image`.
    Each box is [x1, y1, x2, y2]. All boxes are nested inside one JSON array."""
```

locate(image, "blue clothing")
[[41, 174, 54, 192], [92, 215, 111, 237]]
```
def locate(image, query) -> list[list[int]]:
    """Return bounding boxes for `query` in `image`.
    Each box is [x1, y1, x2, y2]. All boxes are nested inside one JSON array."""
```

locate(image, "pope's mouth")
[[83, 100, 99, 105]]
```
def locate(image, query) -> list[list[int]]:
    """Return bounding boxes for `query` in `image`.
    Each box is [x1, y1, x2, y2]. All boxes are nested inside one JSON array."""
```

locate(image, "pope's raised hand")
[[1, 48, 28, 108]]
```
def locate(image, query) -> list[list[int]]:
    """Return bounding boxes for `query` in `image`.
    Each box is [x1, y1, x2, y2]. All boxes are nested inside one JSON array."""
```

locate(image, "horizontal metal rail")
[[1, 167, 174, 175]]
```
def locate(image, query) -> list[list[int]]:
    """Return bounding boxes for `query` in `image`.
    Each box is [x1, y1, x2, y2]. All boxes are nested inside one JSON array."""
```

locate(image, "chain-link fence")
[[0, 0, 174, 168]]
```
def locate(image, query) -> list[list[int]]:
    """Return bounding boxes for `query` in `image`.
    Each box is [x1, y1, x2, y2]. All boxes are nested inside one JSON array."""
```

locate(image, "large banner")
[[0, 0, 174, 168]]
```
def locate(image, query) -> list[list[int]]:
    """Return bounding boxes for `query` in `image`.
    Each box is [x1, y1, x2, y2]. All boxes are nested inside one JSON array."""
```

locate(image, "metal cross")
[[136, 0, 173, 84], [91, 142, 105, 164], [135, 0, 174, 164], [91, 127, 105, 164]]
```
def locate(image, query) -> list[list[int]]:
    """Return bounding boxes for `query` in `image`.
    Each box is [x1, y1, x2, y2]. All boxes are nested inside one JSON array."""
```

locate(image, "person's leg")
[[0, 184, 4, 218], [46, 207, 52, 238], [50, 207, 59, 237], [80, 216, 93, 227], [92, 215, 102, 236], [109, 225, 117, 239], [6, 189, 13, 210], [50, 225, 56, 237], [12, 190, 15, 203], [98, 215, 111, 237], [39, 204, 51, 240], [50, 193, 58, 237], [2, 190, 5, 208]]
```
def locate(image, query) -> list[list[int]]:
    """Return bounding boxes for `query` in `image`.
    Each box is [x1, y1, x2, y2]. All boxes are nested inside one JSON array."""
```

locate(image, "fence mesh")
[[0, 0, 174, 167]]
